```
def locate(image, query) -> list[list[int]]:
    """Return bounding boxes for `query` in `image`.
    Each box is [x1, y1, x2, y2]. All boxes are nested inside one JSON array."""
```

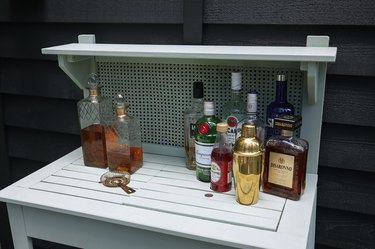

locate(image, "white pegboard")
[[97, 61, 303, 147]]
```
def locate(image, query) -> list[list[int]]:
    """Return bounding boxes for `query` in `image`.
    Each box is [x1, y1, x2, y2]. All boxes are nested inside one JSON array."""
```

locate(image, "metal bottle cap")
[[276, 74, 287, 82], [231, 72, 242, 90], [193, 81, 204, 98], [241, 123, 256, 138], [216, 123, 228, 133]]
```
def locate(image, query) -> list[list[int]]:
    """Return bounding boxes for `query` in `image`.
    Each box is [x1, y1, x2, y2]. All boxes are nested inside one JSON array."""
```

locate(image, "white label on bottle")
[[211, 162, 221, 183], [195, 141, 214, 167], [226, 115, 244, 145]]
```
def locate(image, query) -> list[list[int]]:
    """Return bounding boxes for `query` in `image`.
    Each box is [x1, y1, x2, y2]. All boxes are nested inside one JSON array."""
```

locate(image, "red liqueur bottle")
[[210, 123, 233, 192], [262, 115, 308, 200]]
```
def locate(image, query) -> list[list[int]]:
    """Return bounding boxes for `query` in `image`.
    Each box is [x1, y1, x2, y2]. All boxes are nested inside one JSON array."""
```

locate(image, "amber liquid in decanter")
[[81, 124, 107, 167]]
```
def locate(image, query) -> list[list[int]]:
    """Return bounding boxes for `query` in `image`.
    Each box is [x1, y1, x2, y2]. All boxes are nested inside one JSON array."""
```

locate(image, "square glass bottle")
[[105, 94, 143, 174], [262, 115, 309, 200], [77, 73, 112, 168]]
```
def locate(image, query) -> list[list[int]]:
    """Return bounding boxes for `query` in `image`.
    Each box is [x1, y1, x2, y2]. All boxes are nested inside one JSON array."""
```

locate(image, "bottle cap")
[[276, 74, 287, 82], [193, 81, 204, 98], [115, 93, 129, 117], [216, 123, 228, 133], [87, 73, 100, 89], [273, 115, 302, 131], [204, 101, 215, 116], [231, 72, 242, 90], [241, 123, 256, 138], [247, 91, 258, 113]]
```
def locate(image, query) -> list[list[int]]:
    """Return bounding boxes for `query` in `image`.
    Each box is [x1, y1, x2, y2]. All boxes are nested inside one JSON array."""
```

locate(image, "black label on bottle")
[[190, 123, 197, 138]]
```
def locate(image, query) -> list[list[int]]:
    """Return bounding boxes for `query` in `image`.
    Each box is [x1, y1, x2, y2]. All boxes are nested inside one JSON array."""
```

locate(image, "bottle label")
[[268, 152, 295, 188], [195, 141, 214, 167], [211, 161, 232, 184], [226, 115, 244, 144], [189, 123, 197, 138]]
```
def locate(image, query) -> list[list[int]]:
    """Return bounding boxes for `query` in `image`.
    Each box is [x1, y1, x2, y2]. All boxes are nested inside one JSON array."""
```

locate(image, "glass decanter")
[[105, 94, 143, 174]]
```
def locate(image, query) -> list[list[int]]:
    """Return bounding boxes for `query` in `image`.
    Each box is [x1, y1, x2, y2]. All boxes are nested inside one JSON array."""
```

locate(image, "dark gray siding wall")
[[0, 1, 374, 249]]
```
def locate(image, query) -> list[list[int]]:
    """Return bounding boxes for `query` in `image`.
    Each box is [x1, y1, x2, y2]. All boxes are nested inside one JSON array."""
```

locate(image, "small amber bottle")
[[105, 94, 143, 174], [262, 115, 308, 201]]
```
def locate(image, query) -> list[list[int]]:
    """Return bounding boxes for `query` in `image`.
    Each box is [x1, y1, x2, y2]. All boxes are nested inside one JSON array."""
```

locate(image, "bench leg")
[[7, 204, 33, 249]]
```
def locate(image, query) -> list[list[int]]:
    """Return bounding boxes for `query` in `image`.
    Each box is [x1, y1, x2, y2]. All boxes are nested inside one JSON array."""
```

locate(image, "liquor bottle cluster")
[[78, 74, 143, 175], [184, 72, 309, 203], [77, 72, 309, 203]]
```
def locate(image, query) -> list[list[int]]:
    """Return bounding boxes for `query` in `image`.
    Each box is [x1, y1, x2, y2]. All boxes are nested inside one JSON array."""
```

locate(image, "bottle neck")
[[281, 130, 293, 137], [192, 97, 203, 107], [215, 131, 229, 146], [231, 89, 242, 101], [247, 112, 258, 121], [275, 82, 287, 103]]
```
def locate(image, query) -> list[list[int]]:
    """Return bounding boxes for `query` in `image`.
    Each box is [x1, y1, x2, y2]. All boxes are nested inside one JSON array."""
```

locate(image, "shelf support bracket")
[[300, 36, 329, 105], [57, 34, 97, 96]]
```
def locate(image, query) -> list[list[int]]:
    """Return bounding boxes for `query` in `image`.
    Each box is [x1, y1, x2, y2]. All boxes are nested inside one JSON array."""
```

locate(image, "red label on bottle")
[[199, 123, 210, 135], [227, 117, 238, 127]]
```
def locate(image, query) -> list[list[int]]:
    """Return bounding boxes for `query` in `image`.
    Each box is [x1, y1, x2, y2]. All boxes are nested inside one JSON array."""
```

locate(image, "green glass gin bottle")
[[195, 101, 221, 182]]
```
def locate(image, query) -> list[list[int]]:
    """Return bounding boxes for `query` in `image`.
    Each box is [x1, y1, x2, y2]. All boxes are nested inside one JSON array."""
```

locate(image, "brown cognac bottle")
[[77, 73, 111, 168], [262, 115, 308, 200]]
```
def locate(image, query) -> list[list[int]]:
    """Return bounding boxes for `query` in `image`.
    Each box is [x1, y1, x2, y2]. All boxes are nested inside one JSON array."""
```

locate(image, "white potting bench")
[[0, 35, 336, 249]]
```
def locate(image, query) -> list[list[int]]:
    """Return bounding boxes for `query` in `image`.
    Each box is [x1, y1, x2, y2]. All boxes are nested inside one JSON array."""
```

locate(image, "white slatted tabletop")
[[0, 148, 317, 249]]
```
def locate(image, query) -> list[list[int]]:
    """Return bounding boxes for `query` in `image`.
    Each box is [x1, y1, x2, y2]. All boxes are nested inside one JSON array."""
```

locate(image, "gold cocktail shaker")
[[233, 123, 263, 205]]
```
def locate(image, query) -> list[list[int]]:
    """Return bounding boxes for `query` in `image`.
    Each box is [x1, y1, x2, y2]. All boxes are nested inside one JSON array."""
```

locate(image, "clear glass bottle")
[[223, 72, 247, 145], [262, 115, 309, 200], [266, 75, 295, 139], [240, 91, 267, 149], [233, 123, 263, 205], [105, 94, 143, 174], [77, 73, 111, 168], [195, 101, 221, 182], [210, 123, 233, 192], [184, 81, 204, 170]]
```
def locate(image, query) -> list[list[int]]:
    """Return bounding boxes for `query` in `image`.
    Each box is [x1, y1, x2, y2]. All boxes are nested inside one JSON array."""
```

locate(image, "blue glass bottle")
[[266, 75, 294, 139]]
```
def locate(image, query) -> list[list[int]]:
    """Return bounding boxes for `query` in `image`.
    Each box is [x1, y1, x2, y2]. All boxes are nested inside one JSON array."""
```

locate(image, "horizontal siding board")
[[204, 0, 375, 26], [316, 207, 375, 249], [203, 24, 375, 76], [317, 166, 375, 215], [0, 0, 183, 24], [0, 23, 183, 60], [323, 75, 375, 127], [3, 95, 80, 135], [6, 127, 80, 163], [9, 158, 46, 182], [319, 123, 375, 172], [0, 59, 82, 100]]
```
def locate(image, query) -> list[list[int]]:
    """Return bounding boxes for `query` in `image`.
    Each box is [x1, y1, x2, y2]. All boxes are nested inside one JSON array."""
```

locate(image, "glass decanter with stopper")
[[262, 115, 309, 200], [184, 81, 204, 170], [77, 73, 111, 168], [105, 94, 143, 174]]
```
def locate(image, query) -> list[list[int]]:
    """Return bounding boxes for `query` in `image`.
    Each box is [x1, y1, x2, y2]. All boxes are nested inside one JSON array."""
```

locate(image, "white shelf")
[[42, 43, 337, 62], [0, 148, 318, 249]]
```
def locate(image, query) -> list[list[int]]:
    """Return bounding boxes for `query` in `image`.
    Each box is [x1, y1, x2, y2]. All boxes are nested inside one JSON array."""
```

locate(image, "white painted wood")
[[42, 43, 337, 62], [6, 204, 33, 249], [0, 150, 317, 249]]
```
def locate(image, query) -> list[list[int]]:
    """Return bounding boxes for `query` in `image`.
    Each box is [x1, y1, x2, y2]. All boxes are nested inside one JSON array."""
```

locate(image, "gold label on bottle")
[[268, 152, 294, 188]]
